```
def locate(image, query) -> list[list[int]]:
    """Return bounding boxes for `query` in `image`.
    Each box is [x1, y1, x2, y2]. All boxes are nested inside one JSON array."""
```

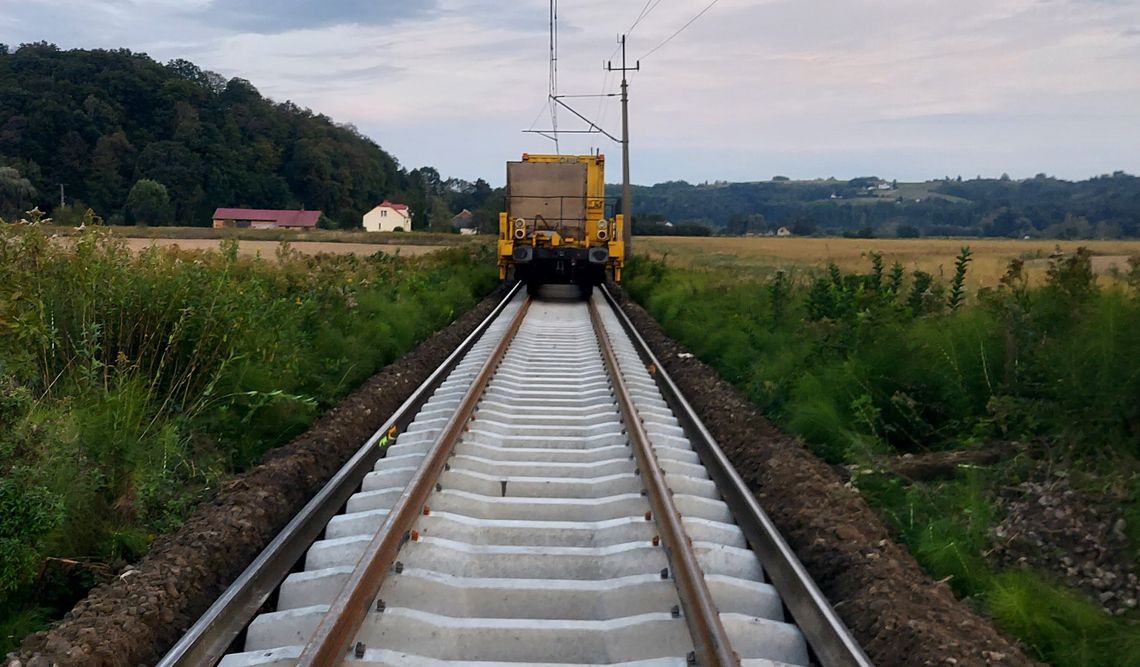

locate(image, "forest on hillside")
[[0, 44, 498, 229], [4, 44, 1137, 239], [617, 173, 1140, 239]]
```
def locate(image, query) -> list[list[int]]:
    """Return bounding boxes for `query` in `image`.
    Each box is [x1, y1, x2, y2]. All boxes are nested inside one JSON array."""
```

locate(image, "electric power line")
[[640, 0, 723, 60], [592, 0, 661, 144], [628, 0, 665, 35], [629, 0, 655, 29], [593, 40, 623, 137]]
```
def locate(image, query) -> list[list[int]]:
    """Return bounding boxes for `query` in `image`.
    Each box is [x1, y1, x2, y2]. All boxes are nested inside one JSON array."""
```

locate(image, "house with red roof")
[[212, 208, 321, 230], [363, 200, 411, 232]]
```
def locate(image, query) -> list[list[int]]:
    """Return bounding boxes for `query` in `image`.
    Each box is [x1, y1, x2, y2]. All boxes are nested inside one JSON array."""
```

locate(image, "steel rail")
[[156, 283, 522, 667], [295, 296, 533, 667], [600, 285, 873, 667], [588, 299, 739, 667]]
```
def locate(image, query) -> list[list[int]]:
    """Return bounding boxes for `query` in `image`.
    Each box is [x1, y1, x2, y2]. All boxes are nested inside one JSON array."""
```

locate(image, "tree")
[[726, 213, 749, 236], [896, 224, 920, 238], [134, 141, 205, 221], [426, 195, 454, 232], [0, 48, 416, 227], [125, 179, 172, 225], [843, 226, 874, 239], [848, 176, 880, 189], [87, 132, 135, 213], [983, 208, 1021, 237], [0, 166, 37, 220], [791, 217, 817, 236]]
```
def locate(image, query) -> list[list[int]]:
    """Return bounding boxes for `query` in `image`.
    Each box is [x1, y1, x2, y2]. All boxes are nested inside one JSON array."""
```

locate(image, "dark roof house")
[[212, 208, 321, 229], [450, 209, 474, 228]]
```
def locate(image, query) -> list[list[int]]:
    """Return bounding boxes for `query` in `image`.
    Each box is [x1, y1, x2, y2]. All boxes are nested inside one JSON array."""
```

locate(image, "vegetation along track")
[[160, 283, 870, 667]]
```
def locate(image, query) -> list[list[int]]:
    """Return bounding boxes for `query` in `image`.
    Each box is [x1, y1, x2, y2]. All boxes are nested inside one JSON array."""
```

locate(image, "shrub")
[[626, 251, 1140, 458], [125, 179, 172, 225]]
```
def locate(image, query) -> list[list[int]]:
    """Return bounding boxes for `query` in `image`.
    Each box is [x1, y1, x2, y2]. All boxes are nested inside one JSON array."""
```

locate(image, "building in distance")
[[212, 208, 321, 230], [451, 209, 477, 235], [363, 200, 412, 232]]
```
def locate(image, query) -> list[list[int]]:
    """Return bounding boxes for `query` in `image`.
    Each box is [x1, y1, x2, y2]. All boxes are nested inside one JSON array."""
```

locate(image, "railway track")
[[160, 284, 871, 667]]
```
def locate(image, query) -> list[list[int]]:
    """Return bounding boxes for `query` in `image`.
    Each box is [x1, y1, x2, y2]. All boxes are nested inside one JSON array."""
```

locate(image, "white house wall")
[[363, 206, 411, 232]]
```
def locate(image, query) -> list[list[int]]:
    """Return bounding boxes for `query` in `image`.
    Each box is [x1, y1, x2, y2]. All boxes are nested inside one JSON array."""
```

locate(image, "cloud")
[[195, 0, 438, 33], [2, 0, 1140, 184]]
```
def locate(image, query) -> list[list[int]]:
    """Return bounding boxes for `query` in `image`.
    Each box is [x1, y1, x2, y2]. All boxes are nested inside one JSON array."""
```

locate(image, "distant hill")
[[612, 173, 1140, 238], [0, 44, 425, 227]]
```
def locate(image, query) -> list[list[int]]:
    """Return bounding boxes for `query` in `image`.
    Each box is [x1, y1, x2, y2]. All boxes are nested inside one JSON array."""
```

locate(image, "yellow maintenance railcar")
[[498, 153, 625, 298]]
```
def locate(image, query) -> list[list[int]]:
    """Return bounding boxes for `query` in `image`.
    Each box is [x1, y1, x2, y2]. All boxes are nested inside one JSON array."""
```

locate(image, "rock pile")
[[991, 471, 1139, 616]]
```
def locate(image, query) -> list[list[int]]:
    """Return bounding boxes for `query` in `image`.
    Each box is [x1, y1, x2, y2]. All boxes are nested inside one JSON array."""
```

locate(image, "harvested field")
[[119, 237, 444, 258], [39, 225, 485, 247], [638, 237, 1140, 287]]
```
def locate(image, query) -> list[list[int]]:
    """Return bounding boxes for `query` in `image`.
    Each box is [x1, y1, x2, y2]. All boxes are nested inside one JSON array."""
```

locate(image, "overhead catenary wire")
[[527, 98, 551, 132], [533, 2, 650, 154], [549, 0, 560, 152], [640, 0, 723, 60]]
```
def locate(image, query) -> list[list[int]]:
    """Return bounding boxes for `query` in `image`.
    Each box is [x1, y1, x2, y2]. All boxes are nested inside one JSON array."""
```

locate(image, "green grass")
[[0, 226, 498, 651], [990, 571, 1140, 667], [862, 468, 1140, 667], [624, 249, 1140, 666]]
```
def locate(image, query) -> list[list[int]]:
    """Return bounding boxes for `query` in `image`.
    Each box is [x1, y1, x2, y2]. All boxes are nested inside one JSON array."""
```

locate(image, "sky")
[[2, 0, 1140, 186]]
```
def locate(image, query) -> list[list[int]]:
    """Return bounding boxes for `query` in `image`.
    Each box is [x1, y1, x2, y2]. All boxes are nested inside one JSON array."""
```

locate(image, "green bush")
[[625, 251, 1140, 457], [625, 250, 1140, 666], [0, 226, 497, 649]]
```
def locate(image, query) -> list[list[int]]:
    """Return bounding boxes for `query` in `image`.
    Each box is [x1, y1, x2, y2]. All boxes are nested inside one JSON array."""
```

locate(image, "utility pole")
[[59, 184, 65, 209], [607, 35, 638, 251], [421, 171, 431, 231]]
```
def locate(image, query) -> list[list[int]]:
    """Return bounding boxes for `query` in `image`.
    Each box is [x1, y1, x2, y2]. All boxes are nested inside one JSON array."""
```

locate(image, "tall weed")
[[625, 250, 1140, 667], [0, 226, 497, 647]]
